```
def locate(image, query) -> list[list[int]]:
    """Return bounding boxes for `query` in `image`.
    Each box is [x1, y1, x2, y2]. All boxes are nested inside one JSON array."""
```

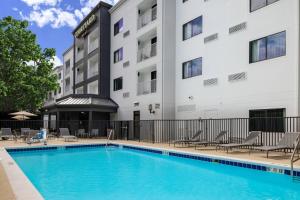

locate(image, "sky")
[[0, 0, 119, 66]]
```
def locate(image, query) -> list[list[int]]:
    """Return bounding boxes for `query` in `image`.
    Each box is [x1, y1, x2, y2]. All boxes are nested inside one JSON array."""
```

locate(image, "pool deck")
[[1, 138, 300, 199]]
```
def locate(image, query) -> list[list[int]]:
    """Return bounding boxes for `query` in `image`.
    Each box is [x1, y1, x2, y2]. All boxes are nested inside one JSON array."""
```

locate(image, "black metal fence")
[[1, 117, 300, 146]]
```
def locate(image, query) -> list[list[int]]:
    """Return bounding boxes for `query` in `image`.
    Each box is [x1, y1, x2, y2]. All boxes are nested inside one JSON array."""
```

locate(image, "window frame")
[[182, 57, 203, 79], [182, 16, 203, 41], [250, 0, 280, 12], [114, 48, 123, 63], [113, 77, 123, 91], [249, 108, 285, 132], [114, 18, 123, 36], [249, 31, 286, 64]]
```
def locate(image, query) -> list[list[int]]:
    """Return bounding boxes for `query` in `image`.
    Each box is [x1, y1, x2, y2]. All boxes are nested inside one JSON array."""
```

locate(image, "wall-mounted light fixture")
[[148, 104, 155, 114]]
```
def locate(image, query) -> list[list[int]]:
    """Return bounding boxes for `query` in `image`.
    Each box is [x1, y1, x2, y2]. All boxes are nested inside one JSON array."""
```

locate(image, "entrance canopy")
[[43, 94, 118, 113]]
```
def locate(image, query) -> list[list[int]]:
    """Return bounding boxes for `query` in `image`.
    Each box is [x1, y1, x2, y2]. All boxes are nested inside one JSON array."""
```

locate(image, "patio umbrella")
[[9, 111, 37, 117], [11, 115, 30, 120]]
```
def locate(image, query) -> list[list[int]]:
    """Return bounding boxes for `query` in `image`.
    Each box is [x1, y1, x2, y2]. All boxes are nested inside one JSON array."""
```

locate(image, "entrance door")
[[133, 111, 140, 140]]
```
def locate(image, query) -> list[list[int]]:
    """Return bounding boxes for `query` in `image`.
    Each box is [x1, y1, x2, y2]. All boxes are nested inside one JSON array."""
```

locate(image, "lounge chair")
[[1, 128, 15, 140], [27, 129, 47, 145], [218, 131, 261, 153], [194, 131, 227, 149], [253, 132, 300, 158], [59, 128, 78, 142], [173, 130, 203, 147]]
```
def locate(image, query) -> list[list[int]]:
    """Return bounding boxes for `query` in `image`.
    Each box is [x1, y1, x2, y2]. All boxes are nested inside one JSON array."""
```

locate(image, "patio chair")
[[173, 130, 203, 147], [27, 129, 47, 145], [218, 131, 261, 153], [0, 128, 15, 140], [59, 128, 78, 142], [253, 132, 300, 158], [194, 131, 227, 149], [77, 129, 88, 138], [90, 129, 99, 138]]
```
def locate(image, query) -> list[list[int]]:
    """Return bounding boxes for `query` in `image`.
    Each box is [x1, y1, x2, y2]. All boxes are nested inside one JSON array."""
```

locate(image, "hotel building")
[[43, 2, 118, 134], [109, 0, 176, 121], [175, 0, 300, 119], [44, 0, 300, 128], [109, 0, 300, 121]]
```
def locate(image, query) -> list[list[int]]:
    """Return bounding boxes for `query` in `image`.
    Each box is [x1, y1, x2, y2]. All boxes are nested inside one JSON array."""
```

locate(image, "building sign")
[[75, 15, 97, 38]]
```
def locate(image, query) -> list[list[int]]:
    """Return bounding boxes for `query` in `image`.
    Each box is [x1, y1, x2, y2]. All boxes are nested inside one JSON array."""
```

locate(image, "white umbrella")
[[9, 111, 37, 117], [11, 115, 30, 121]]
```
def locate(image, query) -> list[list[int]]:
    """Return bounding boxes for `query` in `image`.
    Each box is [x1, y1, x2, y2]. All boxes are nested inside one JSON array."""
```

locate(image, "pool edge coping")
[[2, 141, 300, 199], [0, 147, 44, 200]]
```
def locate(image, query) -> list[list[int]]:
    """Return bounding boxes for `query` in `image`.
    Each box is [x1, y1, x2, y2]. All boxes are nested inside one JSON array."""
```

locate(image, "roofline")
[[62, 45, 74, 56], [72, 1, 112, 34], [109, 0, 127, 13]]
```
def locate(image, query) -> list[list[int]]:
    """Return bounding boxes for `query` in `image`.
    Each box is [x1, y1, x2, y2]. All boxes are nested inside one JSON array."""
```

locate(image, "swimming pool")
[[8, 144, 300, 200]]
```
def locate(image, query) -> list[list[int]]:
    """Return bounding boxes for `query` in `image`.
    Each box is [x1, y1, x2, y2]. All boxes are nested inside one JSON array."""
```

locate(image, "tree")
[[0, 16, 58, 112]]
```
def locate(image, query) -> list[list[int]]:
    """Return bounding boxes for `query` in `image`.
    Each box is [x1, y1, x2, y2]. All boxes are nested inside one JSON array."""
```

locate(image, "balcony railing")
[[88, 66, 98, 78], [137, 43, 157, 62], [76, 51, 84, 62], [65, 67, 70, 75], [75, 73, 84, 84], [137, 79, 157, 96], [138, 7, 157, 29], [88, 39, 99, 53]]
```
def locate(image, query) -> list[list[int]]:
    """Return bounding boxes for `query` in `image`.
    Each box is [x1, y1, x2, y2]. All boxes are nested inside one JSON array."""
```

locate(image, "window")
[[75, 86, 84, 94], [88, 80, 98, 95], [65, 78, 70, 92], [114, 48, 123, 63], [183, 16, 202, 40], [113, 77, 123, 91], [182, 57, 202, 79], [249, 109, 285, 132], [65, 60, 70, 74], [250, 31, 286, 63], [250, 0, 279, 12], [183, 0, 188, 2], [58, 87, 61, 94], [114, 18, 123, 36], [58, 73, 62, 79]]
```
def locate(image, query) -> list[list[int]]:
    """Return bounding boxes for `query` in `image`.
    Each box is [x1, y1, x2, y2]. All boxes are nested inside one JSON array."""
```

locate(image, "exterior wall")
[[175, 0, 300, 119], [110, 0, 176, 121], [63, 47, 74, 96], [73, 3, 111, 98]]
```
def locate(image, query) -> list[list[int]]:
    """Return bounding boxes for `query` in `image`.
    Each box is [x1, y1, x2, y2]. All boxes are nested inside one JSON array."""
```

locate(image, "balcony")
[[137, 79, 157, 96], [75, 64, 84, 84], [138, 6, 157, 30], [75, 73, 84, 84], [138, 43, 157, 63], [88, 55, 99, 78], [75, 50, 84, 62]]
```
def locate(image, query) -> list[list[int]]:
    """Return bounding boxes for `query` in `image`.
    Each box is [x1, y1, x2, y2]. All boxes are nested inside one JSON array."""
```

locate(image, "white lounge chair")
[[59, 128, 78, 142]]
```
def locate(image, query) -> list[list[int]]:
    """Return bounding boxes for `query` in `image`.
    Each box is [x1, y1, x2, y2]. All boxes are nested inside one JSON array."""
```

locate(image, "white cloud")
[[21, 8, 78, 28], [19, 0, 119, 29], [74, 9, 84, 21], [52, 56, 62, 67], [12, 7, 19, 11], [20, 0, 62, 8]]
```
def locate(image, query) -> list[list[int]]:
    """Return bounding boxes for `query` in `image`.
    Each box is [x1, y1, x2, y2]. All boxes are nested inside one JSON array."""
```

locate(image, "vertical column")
[[56, 112, 60, 133], [88, 111, 93, 135]]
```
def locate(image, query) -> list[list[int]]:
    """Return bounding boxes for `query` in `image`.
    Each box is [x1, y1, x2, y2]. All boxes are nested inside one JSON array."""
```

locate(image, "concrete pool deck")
[[1, 138, 300, 199]]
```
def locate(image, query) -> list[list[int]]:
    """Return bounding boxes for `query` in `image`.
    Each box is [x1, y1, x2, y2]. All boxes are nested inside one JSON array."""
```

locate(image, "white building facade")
[[62, 46, 74, 97], [175, 0, 300, 119], [110, 0, 176, 121]]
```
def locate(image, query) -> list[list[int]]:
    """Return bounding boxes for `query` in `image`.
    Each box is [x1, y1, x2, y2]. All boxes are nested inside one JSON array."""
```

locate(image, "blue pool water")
[[9, 146, 300, 200]]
